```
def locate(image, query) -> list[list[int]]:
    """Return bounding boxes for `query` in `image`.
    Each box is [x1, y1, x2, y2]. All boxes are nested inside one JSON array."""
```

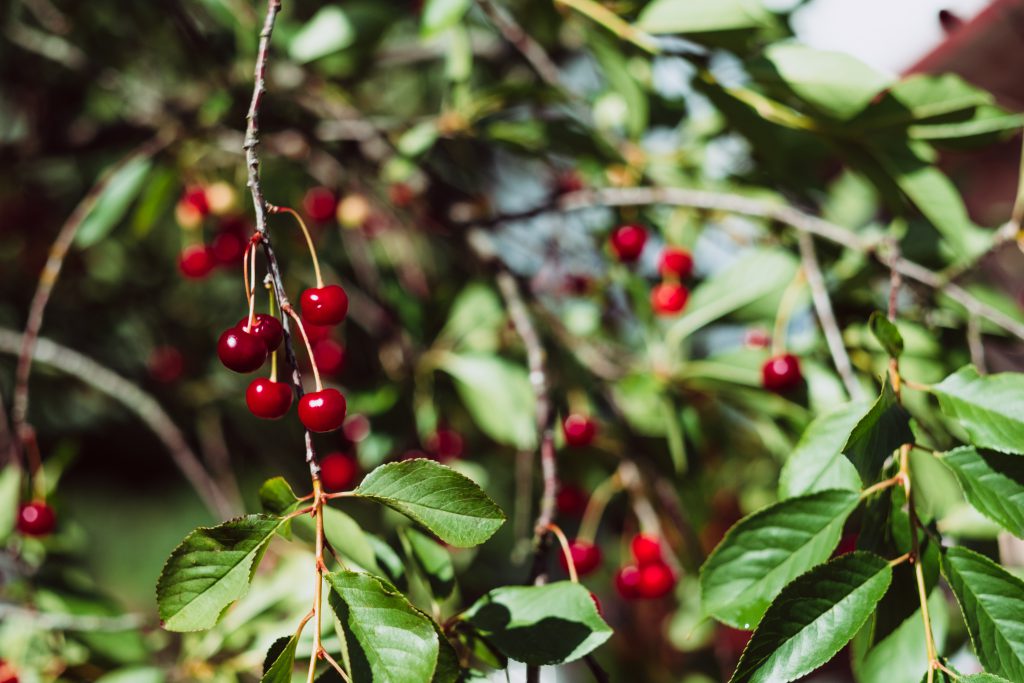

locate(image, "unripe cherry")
[[319, 452, 359, 492], [658, 247, 693, 279], [609, 224, 647, 263], [246, 378, 293, 419], [217, 327, 267, 373], [559, 540, 602, 576], [298, 388, 347, 433], [562, 414, 597, 448], [17, 501, 56, 537], [761, 354, 802, 393], [651, 282, 688, 316], [205, 181, 237, 215], [301, 285, 349, 326], [337, 194, 372, 229]]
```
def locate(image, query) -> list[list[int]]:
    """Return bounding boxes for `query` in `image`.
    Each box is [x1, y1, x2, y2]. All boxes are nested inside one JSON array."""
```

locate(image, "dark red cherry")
[[319, 452, 359, 492], [761, 354, 802, 393], [559, 540, 602, 576], [178, 245, 215, 279], [17, 501, 56, 537], [562, 414, 597, 448], [182, 186, 210, 215], [313, 339, 345, 376], [217, 327, 268, 373], [303, 318, 332, 344], [637, 562, 676, 599], [556, 484, 588, 517], [246, 378, 293, 419], [630, 533, 663, 566], [148, 346, 185, 383], [301, 285, 349, 326], [555, 169, 584, 195], [609, 224, 647, 263], [426, 428, 464, 461], [298, 388, 347, 432], [388, 182, 415, 208], [211, 230, 245, 266], [237, 314, 284, 352], [303, 187, 338, 223], [651, 282, 689, 316], [658, 247, 694, 280], [614, 565, 642, 600]]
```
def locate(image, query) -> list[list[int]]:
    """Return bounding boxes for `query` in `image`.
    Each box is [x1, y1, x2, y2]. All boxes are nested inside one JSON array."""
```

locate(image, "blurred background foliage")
[[1, 0, 1024, 680]]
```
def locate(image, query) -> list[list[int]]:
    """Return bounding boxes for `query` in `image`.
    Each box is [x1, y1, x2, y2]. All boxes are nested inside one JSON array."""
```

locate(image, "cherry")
[[637, 562, 676, 599], [343, 414, 371, 443], [651, 282, 689, 316], [298, 388, 347, 432], [301, 285, 349, 326], [303, 187, 338, 223], [426, 428, 464, 461], [761, 354, 802, 393], [555, 170, 584, 195], [205, 181, 236, 215], [338, 194, 371, 229], [614, 565, 642, 600], [246, 378, 293, 419], [658, 247, 693, 280], [17, 501, 56, 537], [559, 540, 602, 576], [556, 484, 588, 517], [389, 182, 415, 208], [182, 186, 210, 216], [211, 230, 245, 266], [303, 318, 333, 344], [0, 660, 17, 683], [562, 414, 597, 448], [609, 224, 647, 263], [630, 533, 663, 566], [237, 314, 284, 353], [178, 245, 215, 279], [148, 346, 184, 383], [217, 327, 268, 373], [319, 452, 359, 492], [313, 339, 346, 376]]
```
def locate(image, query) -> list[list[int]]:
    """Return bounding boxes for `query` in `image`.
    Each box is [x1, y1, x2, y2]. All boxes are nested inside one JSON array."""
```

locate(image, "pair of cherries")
[[614, 533, 677, 600], [608, 226, 692, 317]]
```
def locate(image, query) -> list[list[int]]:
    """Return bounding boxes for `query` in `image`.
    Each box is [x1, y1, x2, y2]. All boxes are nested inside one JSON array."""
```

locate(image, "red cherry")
[[182, 186, 210, 216], [761, 354, 802, 393], [609, 224, 647, 263], [426, 428, 464, 461], [237, 314, 284, 352], [246, 378, 293, 419], [17, 501, 56, 537], [389, 182, 415, 208], [217, 327, 268, 373], [562, 414, 597, 448], [211, 231, 245, 266], [631, 533, 663, 566], [178, 245, 215, 279], [590, 592, 603, 616], [559, 540, 602, 576], [301, 285, 349, 326], [651, 282, 689, 316], [343, 414, 371, 443], [0, 660, 18, 683], [658, 247, 694, 280], [303, 187, 338, 223], [313, 339, 346, 376], [319, 452, 359, 492], [556, 484, 588, 517], [298, 388, 347, 432], [555, 170, 584, 195], [148, 346, 185, 383], [303, 318, 332, 344], [614, 565, 642, 600], [637, 562, 676, 598]]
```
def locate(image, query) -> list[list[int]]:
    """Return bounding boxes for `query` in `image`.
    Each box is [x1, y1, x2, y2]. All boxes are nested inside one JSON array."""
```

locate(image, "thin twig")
[[796, 232, 863, 401], [476, 0, 561, 86], [966, 314, 987, 374], [0, 327, 234, 519]]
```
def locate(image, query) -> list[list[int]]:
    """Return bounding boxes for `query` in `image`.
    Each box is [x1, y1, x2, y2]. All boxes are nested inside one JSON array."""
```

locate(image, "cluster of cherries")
[[559, 531, 677, 601], [176, 183, 253, 279], [608, 224, 693, 317], [301, 184, 415, 233]]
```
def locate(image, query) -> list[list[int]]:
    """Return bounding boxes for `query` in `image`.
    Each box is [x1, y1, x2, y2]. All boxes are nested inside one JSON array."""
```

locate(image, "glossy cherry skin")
[[658, 247, 694, 280], [761, 354, 802, 393], [217, 327, 268, 373], [630, 533, 663, 566], [246, 378, 293, 419], [319, 452, 359, 492], [555, 484, 588, 517], [298, 388, 347, 432], [562, 414, 597, 448], [303, 187, 338, 222], [17, 501, 56, 537], [609, 224, 647, 263], [651, 282, 689, 316], [301, 285, 349, 326], [237, 314, 284, 352], [637, 562, 676, 599], [614, 565, 643, 600], [178, 245, 215, 279], [559, 540, 602, 576]]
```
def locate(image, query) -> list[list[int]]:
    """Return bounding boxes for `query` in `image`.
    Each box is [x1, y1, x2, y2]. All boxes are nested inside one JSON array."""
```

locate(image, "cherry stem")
[[577, 472, 622, 544], [307, 479, 326, 683], [321, 649, 351, 682], [283, 305, 323, 391], [271, 205, 324, 288], [242, 241, 252, 311], [246, 240, 258, 330], [267, 279, 278, 383], [545, 522, 578, 583]]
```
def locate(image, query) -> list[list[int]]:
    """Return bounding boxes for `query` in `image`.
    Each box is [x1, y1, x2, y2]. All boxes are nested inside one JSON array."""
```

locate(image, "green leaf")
[[763, 43, 892, 120], [636, 0, 773, 34], [854, 73, 993, 130], [438, 353, 536, 450], [869, 312, 904, 358], [437, 283, 504, 352], [432, 626, 462, 683], [842, 379, 913, 484], [0, 465, 20, 541], [322, 506, 381, 574], [401, 527, 455, 599], [326, 571, 439, 683], [261, 635, 298, 683], [94, 668, 166, 683], [259, 477, 300, 516], [465, 581, 612, 665], [934, 366, 1024, 455], [730, 552, 893, 683], [352, 459, 505, 547], [910, 106, 1024, 142], [421, 0, 470, 37], [779, 402, 867, 498], [75, 156, 153, 248], [288, 6, 355, 63], [156, 514, 283, 631], [701, 489, 860, 629], [942, 546, 1024, 681], [667, 249, 798, 345], [852, 589, 948, 683], [940, 447, 1024, 536]]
